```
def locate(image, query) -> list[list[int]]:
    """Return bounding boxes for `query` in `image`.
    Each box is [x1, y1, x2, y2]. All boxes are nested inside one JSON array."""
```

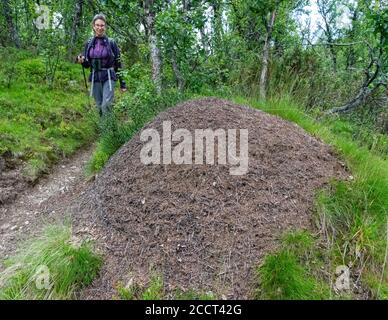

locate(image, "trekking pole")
[[75, 55, 89, 91], [76, 55, 92, 109], [83, 66, 93, 110], [82, 65, 88, 91]]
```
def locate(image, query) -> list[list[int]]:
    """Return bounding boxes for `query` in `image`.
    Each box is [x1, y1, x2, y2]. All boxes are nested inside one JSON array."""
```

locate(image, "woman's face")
[[93, 19, 106, 37]]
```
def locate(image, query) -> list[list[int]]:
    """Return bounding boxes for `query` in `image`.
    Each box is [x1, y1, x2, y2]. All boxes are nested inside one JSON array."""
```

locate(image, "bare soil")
[[0, 154, 30, 205], [0, 145, 95, 262]]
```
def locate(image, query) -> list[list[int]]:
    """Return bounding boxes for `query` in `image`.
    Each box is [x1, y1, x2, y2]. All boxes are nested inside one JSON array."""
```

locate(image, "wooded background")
[[1, 0, 386, 116]]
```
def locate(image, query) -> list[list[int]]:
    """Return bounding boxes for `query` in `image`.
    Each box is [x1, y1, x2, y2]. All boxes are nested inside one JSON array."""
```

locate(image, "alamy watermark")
[[334, 265, 351, 292], [34, 265, 52, 290], [34, 4, 50, 30], [33, 5, 62, 30], [0, 264, 52, 292], [140, 121, 249, 175]]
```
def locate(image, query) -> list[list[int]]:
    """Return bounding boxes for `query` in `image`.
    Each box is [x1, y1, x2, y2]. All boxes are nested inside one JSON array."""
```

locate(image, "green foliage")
[[335, 106, 388, 159], [0, 224, 102, 300], [86, 113, 133, 173], [365, 1, 388, 49], [15, 58, 46, 80], [116, 275, 164, 300], [281, 230, 315, 257], [116, 282, 138, 300], [155, 2, 199, 91], [364, 272, 388, 300], [0, 48, 33, 88], [0, 51, 96, 181], [142, 275, 164, 300], [38, 29, 67, 88]]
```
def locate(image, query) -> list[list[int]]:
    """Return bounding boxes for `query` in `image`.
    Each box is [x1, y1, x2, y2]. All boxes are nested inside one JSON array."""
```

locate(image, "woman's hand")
[[77, 55, 85, 64], [120, 87, 127, 94]]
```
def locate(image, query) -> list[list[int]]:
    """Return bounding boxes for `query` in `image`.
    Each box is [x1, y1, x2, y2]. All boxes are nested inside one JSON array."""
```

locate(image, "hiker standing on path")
[[76, 13, 127, 116]]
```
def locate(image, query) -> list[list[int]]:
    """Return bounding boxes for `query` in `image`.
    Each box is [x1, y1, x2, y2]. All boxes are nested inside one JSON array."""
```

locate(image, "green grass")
[[256, 230, 332, 300], [116, 274, 164, 300], [142, 275, 164, 300], [328, 119, 388, 160], [86, 113, 135, 174], [257, 250, 330, 300], [115, 275, 216, 300], [0, 49, 97, 181], [0, 224, 102, 300]]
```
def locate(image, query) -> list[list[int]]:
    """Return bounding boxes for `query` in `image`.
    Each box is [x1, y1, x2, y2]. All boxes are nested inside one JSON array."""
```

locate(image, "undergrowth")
[[0, 48, 96, 181]]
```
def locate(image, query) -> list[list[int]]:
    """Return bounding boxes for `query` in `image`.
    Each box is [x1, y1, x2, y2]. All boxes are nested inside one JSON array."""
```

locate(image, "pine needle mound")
[[73, 98, 347, 299]]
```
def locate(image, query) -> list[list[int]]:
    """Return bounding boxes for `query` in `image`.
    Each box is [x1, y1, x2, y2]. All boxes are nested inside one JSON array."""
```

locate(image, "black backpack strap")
[[107, 38, 126, 89], [108, 38, 117, 59]]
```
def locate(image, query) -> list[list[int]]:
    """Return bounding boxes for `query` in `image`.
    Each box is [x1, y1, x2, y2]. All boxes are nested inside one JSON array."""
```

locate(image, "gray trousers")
[[92, 80, 115, 115]]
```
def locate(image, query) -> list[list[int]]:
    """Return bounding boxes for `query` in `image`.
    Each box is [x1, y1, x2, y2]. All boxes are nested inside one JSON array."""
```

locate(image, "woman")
[[77, 14, 127, 116]]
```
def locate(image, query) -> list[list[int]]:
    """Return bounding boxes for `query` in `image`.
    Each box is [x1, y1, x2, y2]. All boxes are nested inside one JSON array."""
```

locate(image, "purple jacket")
[[82, 36, 127, 89]]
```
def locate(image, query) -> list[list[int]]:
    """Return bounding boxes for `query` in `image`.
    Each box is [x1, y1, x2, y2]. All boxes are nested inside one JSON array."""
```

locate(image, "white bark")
[[259, 9, 277, 100], [68, 0, 83, 59], [144, 0, 162, 94]]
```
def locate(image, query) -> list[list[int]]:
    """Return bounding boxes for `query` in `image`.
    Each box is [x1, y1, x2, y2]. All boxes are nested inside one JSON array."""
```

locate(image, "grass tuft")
[[0, 224, 102, 300], [256, 230, 331, 300], [116, 274, 164, 300], [257, 250, 329, 300]]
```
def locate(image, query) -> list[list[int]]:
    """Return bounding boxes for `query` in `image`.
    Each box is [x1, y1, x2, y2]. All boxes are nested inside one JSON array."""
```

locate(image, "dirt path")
[[0, 144, 95, 261]]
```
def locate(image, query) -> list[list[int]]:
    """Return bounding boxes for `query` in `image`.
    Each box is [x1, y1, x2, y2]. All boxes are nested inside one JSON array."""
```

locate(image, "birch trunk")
[[259, 9, 276, 100], [2, 0, 21, 48], [144, 0, 162, 94], [68, 0, 83, 60]]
